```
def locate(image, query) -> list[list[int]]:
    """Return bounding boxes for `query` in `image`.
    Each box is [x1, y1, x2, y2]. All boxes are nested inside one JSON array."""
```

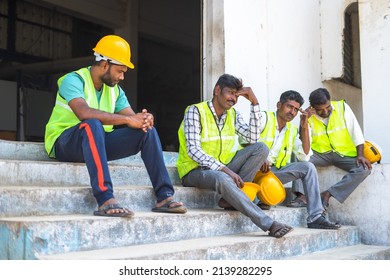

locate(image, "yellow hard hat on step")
[[253, 171, 286, 206]]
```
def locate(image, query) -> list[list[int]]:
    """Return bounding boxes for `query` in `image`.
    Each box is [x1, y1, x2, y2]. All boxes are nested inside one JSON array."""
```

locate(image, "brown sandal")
[[93, 204, 134, 218], [268, 221, 293, 238]]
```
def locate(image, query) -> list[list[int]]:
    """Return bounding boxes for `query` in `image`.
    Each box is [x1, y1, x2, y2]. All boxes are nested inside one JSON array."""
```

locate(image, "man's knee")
[[248, 142, 269, 156], [214, 172, 235, 192], [298, 161, 317, 175], [82, 119, 103, 127], [80, 119, 104, 134], [357, 166, 371, 178], [306, 161, 316, 171], [142, 127, 160, 142]]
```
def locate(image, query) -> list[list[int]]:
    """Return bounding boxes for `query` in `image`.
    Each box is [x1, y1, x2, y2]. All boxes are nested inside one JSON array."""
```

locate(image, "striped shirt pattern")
[[183, 100, 261, 170]]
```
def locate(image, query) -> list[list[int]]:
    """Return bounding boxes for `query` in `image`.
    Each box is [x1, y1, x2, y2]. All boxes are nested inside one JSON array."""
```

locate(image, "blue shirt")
[[59, 68, 130, 113]]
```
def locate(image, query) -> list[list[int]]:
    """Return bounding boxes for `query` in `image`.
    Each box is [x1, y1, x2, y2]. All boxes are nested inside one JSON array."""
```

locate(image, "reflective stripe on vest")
[[259, 111, 298, 169], [176, 101, 238, 179], [44, 67, 119, 157], [309, 100, 356, 157]]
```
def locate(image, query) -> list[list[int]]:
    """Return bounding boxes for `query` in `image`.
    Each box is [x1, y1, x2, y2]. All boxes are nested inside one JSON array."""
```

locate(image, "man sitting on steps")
[[177, 73, 294, 238], [44, 35, 186, 217], [233, 90, 341, 230], [288, 88, 372, 211]]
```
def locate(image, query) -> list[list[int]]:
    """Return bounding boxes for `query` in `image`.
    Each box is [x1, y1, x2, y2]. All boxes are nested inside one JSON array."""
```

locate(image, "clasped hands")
[[129, 109, 154, 132]]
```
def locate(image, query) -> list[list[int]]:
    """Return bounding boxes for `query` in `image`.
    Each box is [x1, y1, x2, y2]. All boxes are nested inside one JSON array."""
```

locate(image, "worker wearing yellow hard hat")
[[290, 88, 374, 211], [45, 34, 187, 218], [92, 35, 135, 69]]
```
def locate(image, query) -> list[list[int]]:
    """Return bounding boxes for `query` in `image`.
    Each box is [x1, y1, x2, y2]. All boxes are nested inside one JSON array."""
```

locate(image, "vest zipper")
[[277, 147, 287, 169], [218, 129, 223, 162], [324, 123, 336, 151]]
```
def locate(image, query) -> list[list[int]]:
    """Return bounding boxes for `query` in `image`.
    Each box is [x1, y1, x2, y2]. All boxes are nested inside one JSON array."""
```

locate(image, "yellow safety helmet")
[[241, 182, 261, 201], [93, 35, 134, 69], [253, 171, 286, 206], [364, 140, 382, 163]]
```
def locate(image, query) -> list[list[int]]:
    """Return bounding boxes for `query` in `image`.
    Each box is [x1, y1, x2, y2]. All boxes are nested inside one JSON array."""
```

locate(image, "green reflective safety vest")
[[44, 67, 119, 158], [176, 101, 239, 179], [259, 111, 298, 169], [309, 100, 356, 157]]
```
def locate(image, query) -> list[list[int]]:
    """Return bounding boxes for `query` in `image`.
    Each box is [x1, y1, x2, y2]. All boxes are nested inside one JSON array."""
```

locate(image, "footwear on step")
[[307, 215, 341, 229], [152, 200, 187, 214], [93, 203, 134, 218], [218, 198, 237, 211], [257, 202, 271, 210], [268, 221, 293, 238], [286, 196, 307, 208]]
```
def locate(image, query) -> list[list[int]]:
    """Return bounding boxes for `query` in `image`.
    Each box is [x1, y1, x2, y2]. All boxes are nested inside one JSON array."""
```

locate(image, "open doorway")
[[138, 38, 200, 151], [136, 0, 201, 151], [0, 0, 202, 150]]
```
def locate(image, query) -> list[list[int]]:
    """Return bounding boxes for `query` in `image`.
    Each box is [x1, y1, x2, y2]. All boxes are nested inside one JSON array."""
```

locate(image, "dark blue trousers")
[[54, 118, 175, 206]]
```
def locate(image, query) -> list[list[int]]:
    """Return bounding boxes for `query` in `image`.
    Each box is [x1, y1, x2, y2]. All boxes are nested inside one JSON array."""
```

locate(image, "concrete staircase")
[[1, 139, 389, 260]]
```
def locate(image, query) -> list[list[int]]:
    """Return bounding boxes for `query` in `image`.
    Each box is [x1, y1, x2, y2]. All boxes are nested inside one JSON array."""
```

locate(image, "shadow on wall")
[[324, 79, 363, 129]]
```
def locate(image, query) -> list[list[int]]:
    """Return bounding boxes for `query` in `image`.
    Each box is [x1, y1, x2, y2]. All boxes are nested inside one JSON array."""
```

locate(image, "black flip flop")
[[152, 200, 187, 214], [93, 203, 134, 218]]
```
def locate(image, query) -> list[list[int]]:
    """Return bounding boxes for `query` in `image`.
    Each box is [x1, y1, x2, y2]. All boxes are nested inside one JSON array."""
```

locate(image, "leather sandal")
[[286, 196, 307, 208], [307, 215, 341, 229], [268, 221, 293, 238]]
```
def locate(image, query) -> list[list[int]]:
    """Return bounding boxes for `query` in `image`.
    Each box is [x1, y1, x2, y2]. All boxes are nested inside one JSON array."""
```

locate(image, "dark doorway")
[[138, 38, 200, 151], [137, 0, 201, 151], [0, 0, 202, 149]]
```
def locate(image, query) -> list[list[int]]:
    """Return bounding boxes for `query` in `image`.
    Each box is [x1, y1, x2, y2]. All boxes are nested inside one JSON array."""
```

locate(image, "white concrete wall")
[[318, 164, 390, 246], [221, 0, 390, 246], [224, 0, 323, 127], [359, 1, 390, 164], [223, 0, 268, 113], [320, 0, 351, 80], [224, 0, 389, 163]]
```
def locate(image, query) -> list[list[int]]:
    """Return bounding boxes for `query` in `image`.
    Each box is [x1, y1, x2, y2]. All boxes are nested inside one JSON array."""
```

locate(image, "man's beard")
[[101, 67, 116, 87]]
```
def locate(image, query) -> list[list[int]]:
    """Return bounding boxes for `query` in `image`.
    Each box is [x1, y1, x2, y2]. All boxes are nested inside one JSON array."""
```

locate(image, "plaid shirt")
[[183, 100, 261, 170]]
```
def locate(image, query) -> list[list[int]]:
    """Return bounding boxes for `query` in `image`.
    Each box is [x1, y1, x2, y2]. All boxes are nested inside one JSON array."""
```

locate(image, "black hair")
[[309, 88, 330, 106], [279, 90, 304, 107], [213, 74, 243, 95]]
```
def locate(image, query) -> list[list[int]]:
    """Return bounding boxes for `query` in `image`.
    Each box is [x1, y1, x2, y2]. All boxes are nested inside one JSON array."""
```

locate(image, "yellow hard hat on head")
[[253, 171, 286, 206], [364, 140, 382, 163], [93, 35, 134, 69]]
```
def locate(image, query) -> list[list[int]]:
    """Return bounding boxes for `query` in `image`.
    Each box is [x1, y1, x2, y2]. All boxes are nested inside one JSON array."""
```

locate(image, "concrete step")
[[2, 139, 389, 260], [285, 244, 390, 260], [0, 158, 181, 186], [37, 227, 360, 260], [0, 139, 178, 165], [0, 209, 308, 260], [0, 185, 219, 216], [0, 139, 181, 186], [0, 139, 50, 161]]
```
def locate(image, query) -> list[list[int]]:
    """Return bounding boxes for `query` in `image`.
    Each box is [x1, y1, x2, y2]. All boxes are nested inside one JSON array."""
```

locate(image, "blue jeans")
[[54, 119, 175, 206], [181, 142, 275, 232]]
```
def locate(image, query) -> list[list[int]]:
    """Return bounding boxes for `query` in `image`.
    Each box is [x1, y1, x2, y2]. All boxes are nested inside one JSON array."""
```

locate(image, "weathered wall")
[[222, 0, 389, 163], [318, 164, 390, 246], [359, 1, 390, 164]]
